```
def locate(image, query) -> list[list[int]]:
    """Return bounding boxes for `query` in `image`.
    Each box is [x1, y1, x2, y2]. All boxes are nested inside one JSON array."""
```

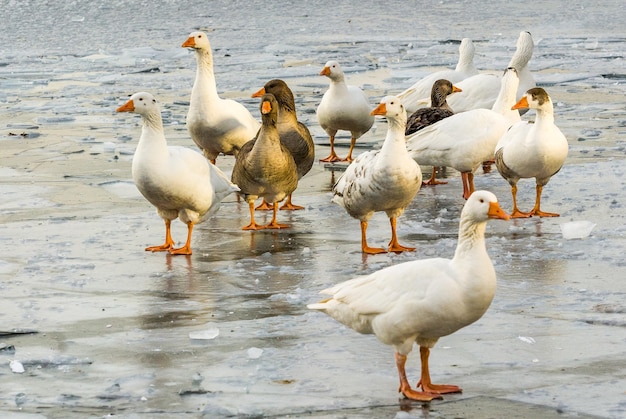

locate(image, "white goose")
[[316, 60, 374, 162], [332, 96, 421, 254], [445, 31, 536, 113], [182, 31, 260, 164], [309, 190, 510, 401], [406, 67, 521, 199], [116, 92, 240, 255], [495, 87, 569, 217], [397, 38, 479, 113]]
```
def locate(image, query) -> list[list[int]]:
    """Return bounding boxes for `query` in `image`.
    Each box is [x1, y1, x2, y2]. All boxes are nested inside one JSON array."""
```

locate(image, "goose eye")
[[479, 198, 484, 203], [138, 98, 143, 102]]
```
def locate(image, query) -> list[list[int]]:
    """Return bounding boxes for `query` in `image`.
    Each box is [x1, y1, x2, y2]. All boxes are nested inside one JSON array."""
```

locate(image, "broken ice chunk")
[[10, 360, 25, 373], [189, 327, 219, 340], [247, 347, 263, 359], [518, 336, 536, 344], [559, 221, 596, 240]]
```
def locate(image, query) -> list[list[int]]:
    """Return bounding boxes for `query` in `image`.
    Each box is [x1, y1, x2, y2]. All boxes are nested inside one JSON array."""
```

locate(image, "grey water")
[[0, 0, 625, 417]]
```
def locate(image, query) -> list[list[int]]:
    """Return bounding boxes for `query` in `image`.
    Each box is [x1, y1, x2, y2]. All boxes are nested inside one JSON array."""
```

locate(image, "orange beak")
[[452, 85, 462, 93], [370, 102, 387, 116], [116, 99, 135, 113], [181, 37, 195, 48], [512, 96, 529, 110], [320, 66, 331, 77], [252, 87, 266, 98], [261, 100, 272, 114], [488, 201, 510, 220]]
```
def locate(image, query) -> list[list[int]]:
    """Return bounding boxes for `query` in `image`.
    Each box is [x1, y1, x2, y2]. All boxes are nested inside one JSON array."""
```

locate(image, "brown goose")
[[405, 79, 461, 134], [405, 79, 461, 186], [231, 94, 298, 230], [251, 79, 314, 211]]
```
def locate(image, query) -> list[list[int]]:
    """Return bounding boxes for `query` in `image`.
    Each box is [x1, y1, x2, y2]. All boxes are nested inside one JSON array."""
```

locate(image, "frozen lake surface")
[[0, 0, 625, 417]]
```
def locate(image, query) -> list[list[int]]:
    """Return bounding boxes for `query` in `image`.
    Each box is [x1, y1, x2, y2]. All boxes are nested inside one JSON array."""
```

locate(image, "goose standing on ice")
[[398, 38, 478, 113], [116, 92, 240, 255], [405, 79, 462, 185], [309, 191, 510, 401], [495, 87, 568, 217], [182, 31, 260, 164], [251, 79, 314, 211], [406, 67, 521, 199], [316, 61, 374, 162], [231, 94, 298, 230], [332, 96, 421, 254]]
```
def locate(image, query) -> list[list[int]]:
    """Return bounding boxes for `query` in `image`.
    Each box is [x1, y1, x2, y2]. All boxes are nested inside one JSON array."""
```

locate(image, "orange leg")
[[388, 217, 415, 253], [255, 199, 273, 211], [530, 184, 559, 217], [360, 221, 386, 254], [461, 172, 475, 200], [243, 201, 266, 230], [417, 347, 462, 394], [146, 219, 175, 252], [509, 184, 532, 218], [265, 202, 290, 229], [319, 135, 341, 162], [340, 136, 357, 162], [395, 352, 442, 401], [170, 221, 194, 255], [279, 193, 304, 211], [423, 167, 448, 186]]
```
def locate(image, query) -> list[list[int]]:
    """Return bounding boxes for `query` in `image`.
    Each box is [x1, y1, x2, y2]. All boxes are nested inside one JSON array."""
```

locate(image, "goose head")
[[512, 87, 552, 112], [371, 95, 407, 127], [259, 93, 279, 126], [252, 79, 295, 109], [463, 190, 510, 222], [320, 60, 345, 82], [431, 79, 462, 108], [116, 92, 159, 116], [182, 31, 211, 50]]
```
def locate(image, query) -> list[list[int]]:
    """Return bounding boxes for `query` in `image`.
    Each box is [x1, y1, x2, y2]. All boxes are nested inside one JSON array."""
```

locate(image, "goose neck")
[[508, 43, 533, 69], [431, 89, 448, 108], [454, 218, 487, 258], [195, 48, 214, 72], [493, 76, 519, 115], [141, 111, 164, 133], [193, 50, 218, 95], [379, 115, 408, 154], [535, 106, 554, 126], [330, 75, 347, 88]]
